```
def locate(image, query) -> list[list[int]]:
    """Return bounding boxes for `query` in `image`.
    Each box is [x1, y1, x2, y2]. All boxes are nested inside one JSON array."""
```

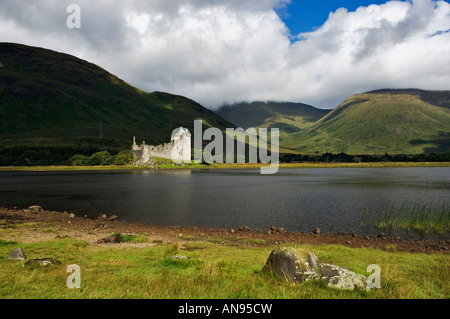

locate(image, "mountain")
[[290, 89, 450, 154], [2, 43, 448, 157], [217, 89, 450, 155], [216, 101, 330, 153], [0, 43, 234, 151]]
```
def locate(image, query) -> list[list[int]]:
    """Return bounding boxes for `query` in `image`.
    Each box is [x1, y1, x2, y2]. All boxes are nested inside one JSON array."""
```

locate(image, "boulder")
[[23, 258, 61, 267], [263, 247, 320, 283], [263, 247, 368, 290], [8, 248, 26, 261], [319, 263, 368, 291]]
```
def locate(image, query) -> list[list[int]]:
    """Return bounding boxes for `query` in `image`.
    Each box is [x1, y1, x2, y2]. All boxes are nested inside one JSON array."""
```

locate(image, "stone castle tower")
[[131, 127, 191, 166]]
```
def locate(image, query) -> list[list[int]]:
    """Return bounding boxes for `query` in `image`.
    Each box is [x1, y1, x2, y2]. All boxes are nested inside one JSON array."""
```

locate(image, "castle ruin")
[[131, 127, 191, 166]]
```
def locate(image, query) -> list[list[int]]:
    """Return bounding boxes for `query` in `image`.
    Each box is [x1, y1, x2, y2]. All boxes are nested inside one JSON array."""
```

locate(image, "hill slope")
[[0, 43, 234, 151], [291, 89, 450, 154], [216, 101, 330, 153]]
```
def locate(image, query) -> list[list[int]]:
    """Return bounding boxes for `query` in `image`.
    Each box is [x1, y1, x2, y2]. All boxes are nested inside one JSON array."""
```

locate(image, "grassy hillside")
[[290, 89, 450, 155], [216, 101, 330, 153], [218, 91, 450, 155], [0, 43, 234, 151]]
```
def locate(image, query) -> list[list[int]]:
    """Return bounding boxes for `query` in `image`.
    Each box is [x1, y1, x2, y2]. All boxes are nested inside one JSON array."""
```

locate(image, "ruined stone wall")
[[131, 127, 191, 166]]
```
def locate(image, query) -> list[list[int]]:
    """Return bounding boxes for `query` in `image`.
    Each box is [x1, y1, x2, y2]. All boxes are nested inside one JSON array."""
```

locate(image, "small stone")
[[313, 227, 320, 235], [94, 223, 105, 230], [238, 226, 251, 231], [111, 233, 122, 243], [97, 233, 122, 244], [346, 241, 351, 244], [269, 226, 286, 234], [8, 248, 26, 261], [172, 255, 191, 260], [69, 213, 76, 219], [23, 258, 61, 267], [108, 215, 118, 221], [26, 205, 44, 214], [99, 214, 107, 220]]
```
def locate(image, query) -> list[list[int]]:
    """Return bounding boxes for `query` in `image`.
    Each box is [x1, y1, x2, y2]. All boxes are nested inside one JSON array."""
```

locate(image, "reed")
[[361, 201, 449, 234]]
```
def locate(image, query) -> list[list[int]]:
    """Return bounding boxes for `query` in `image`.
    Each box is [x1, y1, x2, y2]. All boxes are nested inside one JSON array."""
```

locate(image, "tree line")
[[280, 152, 450, 163], [0, 146, 133, 166], [0, 146, 449, 166]]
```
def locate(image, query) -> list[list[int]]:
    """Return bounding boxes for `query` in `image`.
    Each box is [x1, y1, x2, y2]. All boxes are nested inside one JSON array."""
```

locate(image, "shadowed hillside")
[[0, 43, 234, 151]]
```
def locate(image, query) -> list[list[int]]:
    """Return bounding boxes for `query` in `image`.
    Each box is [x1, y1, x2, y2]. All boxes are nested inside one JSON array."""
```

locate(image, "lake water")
[[0, 167, 448, 239]]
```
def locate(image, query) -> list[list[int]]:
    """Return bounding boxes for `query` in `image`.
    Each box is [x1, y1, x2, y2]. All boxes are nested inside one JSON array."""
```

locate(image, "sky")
[[0, 0, 450, 109], [277, 0, 393, 34]]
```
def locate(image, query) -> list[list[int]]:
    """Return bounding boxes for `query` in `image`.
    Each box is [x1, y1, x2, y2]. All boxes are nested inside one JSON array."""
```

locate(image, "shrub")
[[67, 154, 88, 166], [114, 150, 133, 165], [86, 150, 112, 166]]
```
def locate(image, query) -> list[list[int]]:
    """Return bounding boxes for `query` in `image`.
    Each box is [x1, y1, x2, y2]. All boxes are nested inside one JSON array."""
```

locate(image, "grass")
[[361, 201, 450, 234], [0, 236, 448, 299], [1, 162, 449, 172], [288, 91, 450, 154], [109, 233, 149, 244]]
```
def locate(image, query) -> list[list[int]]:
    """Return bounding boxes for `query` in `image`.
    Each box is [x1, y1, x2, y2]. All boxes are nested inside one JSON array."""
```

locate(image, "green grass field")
[[0, 237, 448, 299]]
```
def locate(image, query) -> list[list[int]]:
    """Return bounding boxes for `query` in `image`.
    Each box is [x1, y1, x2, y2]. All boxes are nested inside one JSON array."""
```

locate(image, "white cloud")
[[0, 0, 449, 109]]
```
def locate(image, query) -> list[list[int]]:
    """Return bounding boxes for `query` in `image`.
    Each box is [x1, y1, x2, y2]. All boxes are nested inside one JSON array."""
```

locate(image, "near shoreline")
[[1, 206, 449, 299], [1, 207, 448, 253]]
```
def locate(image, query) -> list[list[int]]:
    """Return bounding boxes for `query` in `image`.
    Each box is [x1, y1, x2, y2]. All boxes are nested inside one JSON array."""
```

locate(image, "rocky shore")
[[0, 206, 448, 253]]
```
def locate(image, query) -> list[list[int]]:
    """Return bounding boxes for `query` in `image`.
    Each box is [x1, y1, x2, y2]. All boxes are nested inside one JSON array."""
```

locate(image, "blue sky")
[[279, 0, 450, 35], [278, 0, 394, 34], [277, 0, 386, 35]]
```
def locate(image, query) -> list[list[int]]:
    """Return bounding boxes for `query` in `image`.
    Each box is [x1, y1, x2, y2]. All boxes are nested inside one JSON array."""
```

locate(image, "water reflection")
[[0, 167, 448, 239]]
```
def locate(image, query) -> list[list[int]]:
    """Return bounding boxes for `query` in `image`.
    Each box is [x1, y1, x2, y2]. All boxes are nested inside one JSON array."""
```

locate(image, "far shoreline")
[[1, 161, 450, 171]]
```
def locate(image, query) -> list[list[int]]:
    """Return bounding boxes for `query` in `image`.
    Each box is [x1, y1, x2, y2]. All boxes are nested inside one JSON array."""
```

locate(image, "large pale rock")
[[319, 263, 368, 291], [263, 247, 368, 290], [263, 247, 321, 283]]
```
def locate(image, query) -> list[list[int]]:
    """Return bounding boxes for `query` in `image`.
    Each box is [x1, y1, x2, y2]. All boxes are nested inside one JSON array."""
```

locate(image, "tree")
[[114, 150, 133, 165], [67, 154, 88, 166], [86, 151, 111, 166]]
